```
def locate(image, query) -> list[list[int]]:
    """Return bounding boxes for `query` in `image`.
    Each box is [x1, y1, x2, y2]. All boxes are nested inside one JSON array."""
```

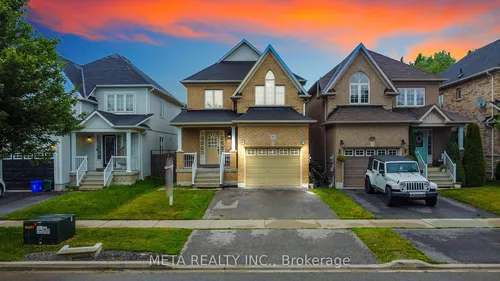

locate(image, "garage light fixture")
[[241, 139, 245, 145], [340, 140, 344, 146], [401, 139, 406, 146], [301, 138, 305, 145]]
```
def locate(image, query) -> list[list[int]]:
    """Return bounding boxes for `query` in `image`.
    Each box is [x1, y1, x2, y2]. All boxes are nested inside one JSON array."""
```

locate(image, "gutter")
[[321, 120, 417, 126], [440, 67, 500, 89], [487, 71, 495, 178], [88, 84, 185, 107]]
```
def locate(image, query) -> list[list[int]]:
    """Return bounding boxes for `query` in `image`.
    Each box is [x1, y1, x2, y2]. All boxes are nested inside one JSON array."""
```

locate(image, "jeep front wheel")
[[385, 186, 395, 207], [365, 177, 374, 194], [425, 197, 438, 207]]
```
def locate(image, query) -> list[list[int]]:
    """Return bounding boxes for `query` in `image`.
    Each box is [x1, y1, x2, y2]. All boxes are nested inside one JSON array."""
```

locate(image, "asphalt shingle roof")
[[440, 39, 500, 87], [97, 110, 153, 126], [392, 105, 471, 122], [169, 110, 241, 124], [235, 106, 314, 122], [326, 106, 414, 123]]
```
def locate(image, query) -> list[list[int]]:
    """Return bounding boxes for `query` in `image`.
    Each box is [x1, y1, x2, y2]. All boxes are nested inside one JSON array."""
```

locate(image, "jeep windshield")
[[386, 162, 419, 173]]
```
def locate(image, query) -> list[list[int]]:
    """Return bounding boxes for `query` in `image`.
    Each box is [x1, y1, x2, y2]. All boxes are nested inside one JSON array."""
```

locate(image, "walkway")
[[2, 218, 500, 229]]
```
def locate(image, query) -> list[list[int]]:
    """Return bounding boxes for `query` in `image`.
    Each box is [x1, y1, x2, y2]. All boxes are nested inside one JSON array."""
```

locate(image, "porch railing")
[[104, 156, 114, 187], [219, 153, 225, 185], [76, 156, 88, 187], [191, 153, 197, 185], [443, 151, 457, 183], [415, 151, 428, 178], [223, 152, 231, 168], [75, 156, 86, 171], [184, 153, 196, 168]]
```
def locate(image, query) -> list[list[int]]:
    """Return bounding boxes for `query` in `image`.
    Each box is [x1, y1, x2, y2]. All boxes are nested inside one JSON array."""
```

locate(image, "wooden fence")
[[150, 150, 176, 181]]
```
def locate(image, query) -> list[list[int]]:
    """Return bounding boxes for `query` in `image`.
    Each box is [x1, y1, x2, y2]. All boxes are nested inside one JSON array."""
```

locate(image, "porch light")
[[401, 139, 406, 146], [340, 140, 344, 146], [227, 131, 231, 139], [242, 139, 245, 145], [301, 138, 305, 145], [86, 136, 93, 143]]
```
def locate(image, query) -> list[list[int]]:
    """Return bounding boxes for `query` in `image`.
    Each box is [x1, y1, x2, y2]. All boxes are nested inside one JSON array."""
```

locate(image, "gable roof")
[[169, 109, 241, 125], [234, 106, 315, 123], [324, 105, 415, 124], [392, 104, 472, 123], [232, 45, 309, 97], [316, 43, 445, 95], [217, 39, 261, 63], [440, 39, 500, 88], [81, 110, 153, 128], [62, 54, 183, 106]]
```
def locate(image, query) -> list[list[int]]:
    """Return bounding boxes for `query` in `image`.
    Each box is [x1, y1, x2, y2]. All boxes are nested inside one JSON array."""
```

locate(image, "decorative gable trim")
[[231, 45, 310, 98], [322, 43, 398, 95], [217, 39, 262, 63], [80, 111, 115, 128], [418, 104, 451, 123]]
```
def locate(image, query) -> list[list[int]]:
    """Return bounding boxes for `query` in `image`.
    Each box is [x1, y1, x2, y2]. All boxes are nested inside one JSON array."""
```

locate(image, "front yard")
[[439, 185, 500, 215], [0, 227, 192, 261], [313, 188, 374, 219], [2, 180, 216, 220]]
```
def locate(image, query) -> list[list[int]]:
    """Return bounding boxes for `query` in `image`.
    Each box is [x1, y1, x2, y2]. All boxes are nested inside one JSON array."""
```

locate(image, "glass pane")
[[360, 85, 369, 103], [265, 71, 275, 80], [205, 91, 213, 108], [397, 89, 405, 105], [407, 89, 415, 105], [107, 95, 115, 111], [117, 95, 124, 111], [214, 90, 223, 108], [255, 86, 265, 105], [350, 85, 358, 103], [265, 79, 274, 104], [275, 86, 285, 105], [126, 95, 134, 111], [416, 88, 425, 105]]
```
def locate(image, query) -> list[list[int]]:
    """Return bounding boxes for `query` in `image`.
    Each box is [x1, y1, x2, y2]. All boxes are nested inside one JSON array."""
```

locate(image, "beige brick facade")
[[237, 53, 306, 114], [237, 125, 309, 187], [185, 83, 238, 110]]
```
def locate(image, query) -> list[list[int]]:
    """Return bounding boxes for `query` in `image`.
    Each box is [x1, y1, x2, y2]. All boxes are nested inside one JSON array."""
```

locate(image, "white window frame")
[[279, 149, 289, 156], [396, 88, 425, 107], [376, 149, 387, 155], [159, 136, 164, 150], [290, 148, 300, 156], [3, 154, 12, 160], [255, 70, 285, 106], [160, 100, 165, 118], [456, 88, 462, 101], [349, 72, 370, 104], [268, 149, 278, 156], [344, 149, 354, 156], [366, 149, 375, 156], [13, 153, 23, 159], [355, 149, 365, 156], [388, 149, 398, 155], [105, 93, 135, 113], [257, 149, 267, 156], [438, 94, 444, 108], [247, 149, 256, 156], [204, 90, 223, 108]]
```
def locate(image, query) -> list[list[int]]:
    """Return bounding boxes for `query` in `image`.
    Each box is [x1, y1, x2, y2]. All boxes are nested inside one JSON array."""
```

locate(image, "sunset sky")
[[27, 0, 500, 102]]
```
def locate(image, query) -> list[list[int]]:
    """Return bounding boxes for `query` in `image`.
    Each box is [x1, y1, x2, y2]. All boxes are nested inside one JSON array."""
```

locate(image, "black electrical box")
[[23, 214, 76, 245]]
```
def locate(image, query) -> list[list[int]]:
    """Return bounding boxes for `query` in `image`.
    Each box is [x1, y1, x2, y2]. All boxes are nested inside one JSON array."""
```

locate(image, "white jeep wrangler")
[[364, 155, 438, 207]]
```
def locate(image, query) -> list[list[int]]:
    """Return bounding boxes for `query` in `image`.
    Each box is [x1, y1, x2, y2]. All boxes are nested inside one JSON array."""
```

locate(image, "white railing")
[[191, 153, 197, 185], [184, 153, 196, 168], [104, 156, 115, 187], [219, 153, 225, 185], [223, 152, 231, 168], [443, 151, 457, 183], [75, 156, 86, 171], [76, 156, 88, 187], [415, 151, 428, 178]]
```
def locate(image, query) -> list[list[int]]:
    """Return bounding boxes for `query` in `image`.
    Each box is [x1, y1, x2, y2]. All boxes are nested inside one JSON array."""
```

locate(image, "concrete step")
[[79, 184, 104, 191], [82, 179, 105, 185], [195, 173, 219, 179], [433, 180, 454, 188], [195, 180, 220, 185], [194, 183, 221, 188], [197, 168, 220, 173], [87, 171, 104, 176], [428, 174, 452, 180]]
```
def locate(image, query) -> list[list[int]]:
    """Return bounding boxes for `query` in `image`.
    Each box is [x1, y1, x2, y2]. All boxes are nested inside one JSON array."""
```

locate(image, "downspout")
[[487, 71, 495, 178]]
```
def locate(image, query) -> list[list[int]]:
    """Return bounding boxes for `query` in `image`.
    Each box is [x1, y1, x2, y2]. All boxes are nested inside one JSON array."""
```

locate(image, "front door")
[[206, 131, 220, 164], [414, 130, 427, 163], [103, 135, 116, 166]]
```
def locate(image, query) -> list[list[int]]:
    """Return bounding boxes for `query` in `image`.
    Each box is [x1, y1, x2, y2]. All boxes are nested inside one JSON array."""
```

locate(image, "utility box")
[[23, 214, 76, 245]]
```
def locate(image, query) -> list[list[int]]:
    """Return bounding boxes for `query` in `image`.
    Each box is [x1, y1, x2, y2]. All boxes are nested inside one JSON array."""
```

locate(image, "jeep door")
[[376, 162, 386, 189]]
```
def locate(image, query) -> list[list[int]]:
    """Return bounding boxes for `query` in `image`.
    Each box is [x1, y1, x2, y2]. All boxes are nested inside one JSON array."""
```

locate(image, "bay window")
[[205, 90, 223, 108], [397, 88, 425, 107], [255, 70, 285, 105], [106, 94, 134, 112]]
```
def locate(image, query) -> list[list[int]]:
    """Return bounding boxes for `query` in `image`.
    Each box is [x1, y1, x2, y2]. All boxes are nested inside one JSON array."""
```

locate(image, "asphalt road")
[[342, 189, 496, 219], [204, 188, 337, 219], [2, 271, 500, 281]]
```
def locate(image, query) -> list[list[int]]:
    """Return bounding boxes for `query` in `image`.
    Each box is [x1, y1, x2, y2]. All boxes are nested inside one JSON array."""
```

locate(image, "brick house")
[[170, 40, 315, 188], [439, 39, 500, 177], [307, 43, 471, 188]]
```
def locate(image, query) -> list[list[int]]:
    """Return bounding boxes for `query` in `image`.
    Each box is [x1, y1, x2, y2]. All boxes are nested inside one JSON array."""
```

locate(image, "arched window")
[[255, 70, 285, 105], [349, 72, 369, 104]]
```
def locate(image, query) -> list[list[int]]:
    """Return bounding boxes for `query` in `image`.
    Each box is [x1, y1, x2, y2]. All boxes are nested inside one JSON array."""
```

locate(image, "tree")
[[408, 128, 417, 159], [445, 134, 465, 184], [0, 0, 80, 158], [463, 123, 486, 187], [410, 51, 456, 75]]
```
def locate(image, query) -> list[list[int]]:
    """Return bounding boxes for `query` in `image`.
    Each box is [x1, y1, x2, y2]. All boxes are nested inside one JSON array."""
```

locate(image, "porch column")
[[126, 132, 132, 172], [71, 132, 76, 172], [458, 126, 464, 150], [231, 126, 236, 152], [177, 127, 183, 152]]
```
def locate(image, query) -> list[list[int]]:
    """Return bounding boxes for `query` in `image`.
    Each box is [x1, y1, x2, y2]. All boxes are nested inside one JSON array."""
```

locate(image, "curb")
[[1, 260, 500, 271]]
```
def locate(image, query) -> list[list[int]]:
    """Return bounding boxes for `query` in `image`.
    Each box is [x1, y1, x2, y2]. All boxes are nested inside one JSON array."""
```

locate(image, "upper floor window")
[[349, 72, 369, 104], [160, 100, 165, 118], [396, 88, 425, 107], [255, 70, 285, 105], [438, 94, 444, 108], [205, 90, 223, 108], [456, 88, 462, 101], [107, 94, 134, 112]]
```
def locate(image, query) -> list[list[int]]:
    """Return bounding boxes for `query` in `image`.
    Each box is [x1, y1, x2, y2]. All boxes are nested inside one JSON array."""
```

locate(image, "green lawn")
[[313, 188, 374, 219], [2, 180, 163, 220], [439, 185, 500, 215], [0, 227, 192, 261], [352, 228, 437, 264], [106, 189, 216, 220]]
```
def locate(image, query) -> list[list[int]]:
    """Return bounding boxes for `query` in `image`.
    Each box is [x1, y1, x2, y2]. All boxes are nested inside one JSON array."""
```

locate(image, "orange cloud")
[[29, 0, 500, 59]]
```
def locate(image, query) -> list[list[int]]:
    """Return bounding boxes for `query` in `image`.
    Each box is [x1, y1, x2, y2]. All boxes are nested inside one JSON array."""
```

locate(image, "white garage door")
[[343, 148, 400, 188], [246, 148, 301, 187]]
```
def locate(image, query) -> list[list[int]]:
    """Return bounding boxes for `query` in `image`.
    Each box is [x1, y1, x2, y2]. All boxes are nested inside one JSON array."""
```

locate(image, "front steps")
[[194, 167, 221, 188], [427, 167, 454, 188], [79, 171, 105, 191]]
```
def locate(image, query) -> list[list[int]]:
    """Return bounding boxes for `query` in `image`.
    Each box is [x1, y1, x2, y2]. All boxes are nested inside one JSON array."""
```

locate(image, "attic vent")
[[458, 68, 463, 78]]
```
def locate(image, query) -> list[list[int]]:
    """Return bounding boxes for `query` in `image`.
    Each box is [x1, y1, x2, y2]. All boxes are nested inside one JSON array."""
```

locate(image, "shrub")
[[336, 155, 347, 162], [439, 164, 447, 171], [495, 161, 500, 180], [463, 123, 486, 187], [409, 128, 417, 160], [446, 135, 465, 184]]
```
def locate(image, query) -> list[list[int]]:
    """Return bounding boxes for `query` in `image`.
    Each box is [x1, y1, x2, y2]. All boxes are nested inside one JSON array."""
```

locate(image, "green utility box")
[[23, 214, 76, 245], [43, 179, 53, 192]]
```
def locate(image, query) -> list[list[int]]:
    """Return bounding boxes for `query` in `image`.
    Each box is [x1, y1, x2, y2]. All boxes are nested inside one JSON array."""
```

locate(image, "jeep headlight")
[[399, 182, 406, 189], [424, 182, 430, 187]]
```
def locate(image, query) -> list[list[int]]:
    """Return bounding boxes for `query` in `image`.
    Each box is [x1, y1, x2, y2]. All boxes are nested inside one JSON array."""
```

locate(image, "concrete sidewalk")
[[1, 218, 500, 229]]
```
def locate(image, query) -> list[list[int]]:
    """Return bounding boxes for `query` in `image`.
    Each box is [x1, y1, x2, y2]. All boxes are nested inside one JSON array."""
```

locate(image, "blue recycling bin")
[[30, 180, 43, 193]]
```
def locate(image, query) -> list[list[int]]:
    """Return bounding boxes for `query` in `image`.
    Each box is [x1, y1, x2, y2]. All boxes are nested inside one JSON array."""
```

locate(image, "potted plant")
[[336, 154, 347, 162], [453, 182, 462, 188], [439, 164, 447, 173]]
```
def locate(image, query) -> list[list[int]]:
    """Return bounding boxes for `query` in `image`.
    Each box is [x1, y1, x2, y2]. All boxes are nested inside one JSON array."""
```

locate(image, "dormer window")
[[349, 72, 369, 104], [255, 70, 285, 105]]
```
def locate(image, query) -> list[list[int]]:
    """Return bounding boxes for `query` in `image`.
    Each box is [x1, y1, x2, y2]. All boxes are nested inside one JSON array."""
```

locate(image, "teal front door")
[[414, 130, 427, 163]]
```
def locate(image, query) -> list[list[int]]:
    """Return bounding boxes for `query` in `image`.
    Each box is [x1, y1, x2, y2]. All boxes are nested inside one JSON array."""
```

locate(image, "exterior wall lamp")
[[301, 138, 305, 145], [227, 131, 231, 139], [86, 136, 93, 143], [241, 139, 245, 145]]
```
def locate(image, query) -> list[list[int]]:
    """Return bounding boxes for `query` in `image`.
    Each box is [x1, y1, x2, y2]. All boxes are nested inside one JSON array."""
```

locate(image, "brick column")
[[230, 151, 237, 169], [176, 152, 184, 170]]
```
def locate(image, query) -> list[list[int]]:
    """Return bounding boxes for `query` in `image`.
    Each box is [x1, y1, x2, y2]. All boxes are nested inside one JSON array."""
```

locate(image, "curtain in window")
[[107, 95, 115, 111], [255, 86, 265, 105], [214, 90, 223, 108], [126, 95, 134, 111], [117, 95, 125, 111], [407, 89, 415, 105], [205, 91, 214, 108], [416, 88, 425, 105], [275, 86, 285, 105], [397, 89, 405, 105]]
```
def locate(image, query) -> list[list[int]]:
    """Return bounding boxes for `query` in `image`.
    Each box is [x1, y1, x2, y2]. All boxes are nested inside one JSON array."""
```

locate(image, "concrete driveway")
[[395, 228, 500, 263], [180, 229, 377, 265], [0, 192, 61, 216], [342, 189, 496, 219], [203, 188, 337, 219]]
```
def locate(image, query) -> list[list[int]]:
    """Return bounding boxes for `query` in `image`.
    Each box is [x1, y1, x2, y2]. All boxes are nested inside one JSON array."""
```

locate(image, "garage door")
[[246, 148, 300, 187], [2, 154, 54, 191], [343, 148, 400, 188]]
